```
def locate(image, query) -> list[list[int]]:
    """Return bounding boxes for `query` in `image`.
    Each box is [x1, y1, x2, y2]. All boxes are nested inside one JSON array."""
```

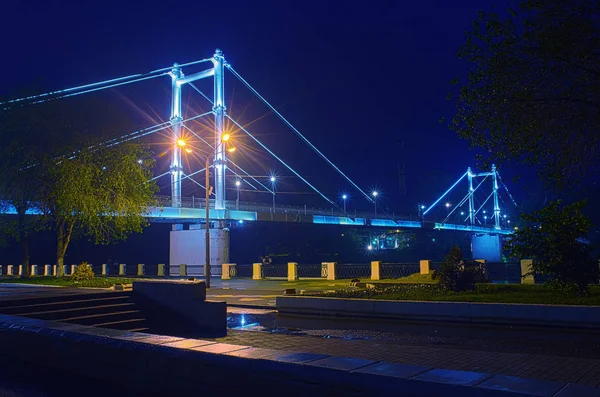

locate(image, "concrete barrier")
[[326, 262, 337, 281], [371, 261, 381, 281], [133, 280, 226, 332], [252, 263, 262, 280], [276, 296, 600, 329], [521, 259, 534, 284], [287, 262, 298, 281], [222, 263, 236, 280], [419, 260, 430, 275]]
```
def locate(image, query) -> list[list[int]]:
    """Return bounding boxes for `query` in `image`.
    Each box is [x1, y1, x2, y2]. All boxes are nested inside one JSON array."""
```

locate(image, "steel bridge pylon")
[[169, 49, 227, 209]]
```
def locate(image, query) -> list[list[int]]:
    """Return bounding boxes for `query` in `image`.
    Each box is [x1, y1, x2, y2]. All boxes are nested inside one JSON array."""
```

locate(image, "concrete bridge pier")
[[471, 233, 502, 262], [169, 224, 230, 277]]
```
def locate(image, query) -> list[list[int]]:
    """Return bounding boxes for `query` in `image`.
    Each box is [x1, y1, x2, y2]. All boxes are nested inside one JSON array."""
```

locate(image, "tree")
[[41, 144, 158, 277], [451, 1, 600, 189], [0, 96, 58, 276], [506, 200, 596, 293]]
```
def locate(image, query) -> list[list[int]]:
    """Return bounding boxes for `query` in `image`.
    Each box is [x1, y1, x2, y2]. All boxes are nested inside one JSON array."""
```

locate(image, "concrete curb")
[[276, 296, 600, 329], [1, 314, 595, 396]]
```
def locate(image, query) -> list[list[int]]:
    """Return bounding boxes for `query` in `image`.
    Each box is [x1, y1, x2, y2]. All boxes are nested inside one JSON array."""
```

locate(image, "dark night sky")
[[1, 0, 532, 219]]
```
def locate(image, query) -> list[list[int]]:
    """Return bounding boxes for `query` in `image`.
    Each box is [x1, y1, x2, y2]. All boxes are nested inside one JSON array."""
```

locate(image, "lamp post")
[[270, 176, 276, 214], [235, 180, 241, 210], [342, 194, 347, 214], [372, 191, 378, 217], [181, 135, 235, 289]]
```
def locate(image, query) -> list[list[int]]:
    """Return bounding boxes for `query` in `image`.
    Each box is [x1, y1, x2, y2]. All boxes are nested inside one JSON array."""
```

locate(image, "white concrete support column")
[[137, 264, 145, 276], [213, 49, 227, 210], [101, 264, 108, 276], [180, 264, 187, 277], [70, 264, 77, 275], [521, 259, 535, 284], [119, 264, 126, 276], [287, 262, 298, 281], [419, 260, 431, 275], [252, 263, 263, 280], [326, 262, 337, 281], [157, 264, 165, 277], [44, 264, 51, 276], [7, 265, 13, 276], [371, 261, 381, 281], [31, 265, 38, 276]]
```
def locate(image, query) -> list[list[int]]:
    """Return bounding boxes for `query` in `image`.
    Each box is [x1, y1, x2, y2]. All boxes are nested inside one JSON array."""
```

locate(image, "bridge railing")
[[261, 265, 287, 279], [154, 195, 414, 221]]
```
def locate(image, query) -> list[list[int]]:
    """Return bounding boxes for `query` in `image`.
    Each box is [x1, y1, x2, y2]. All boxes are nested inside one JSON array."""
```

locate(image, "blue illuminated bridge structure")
[[1, 49, 516, 236]]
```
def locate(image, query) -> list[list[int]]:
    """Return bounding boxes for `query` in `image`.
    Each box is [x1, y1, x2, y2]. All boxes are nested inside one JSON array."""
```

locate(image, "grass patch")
[[0, 276, 137, 289], [321, 283, 600, 306], [378, 273, 438, 284]]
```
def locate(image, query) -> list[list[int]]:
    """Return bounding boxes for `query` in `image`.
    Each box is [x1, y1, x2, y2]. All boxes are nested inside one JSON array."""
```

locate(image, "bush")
[[71, 261, 95, 281], [439, 246, 489, 292]]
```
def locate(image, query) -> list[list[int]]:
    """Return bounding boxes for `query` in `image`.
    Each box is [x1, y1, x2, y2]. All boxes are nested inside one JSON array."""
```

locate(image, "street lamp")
[[235, 180, 241, 210], [196, 137, 236, 289], [342, 194, 348, 214], [270, 176, 276, 214], [372, 191, 378, 217]]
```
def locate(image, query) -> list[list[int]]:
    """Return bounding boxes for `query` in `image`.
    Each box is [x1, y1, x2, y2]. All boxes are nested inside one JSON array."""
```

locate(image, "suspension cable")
[[226, 65, 371, 203]]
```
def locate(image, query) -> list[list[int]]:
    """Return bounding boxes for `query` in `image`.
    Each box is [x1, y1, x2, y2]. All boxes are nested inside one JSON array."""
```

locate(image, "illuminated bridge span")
[[1, 49, 517, 265]]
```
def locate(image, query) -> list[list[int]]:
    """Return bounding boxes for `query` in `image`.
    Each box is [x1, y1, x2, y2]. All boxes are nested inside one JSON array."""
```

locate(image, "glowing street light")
[[177, 139, 186, 147], [367, 245, 373, 251], [185, 148, 192, 153], [445, 202, 451, 208], [227, 147, 236, 153], [342, 194, 348, 213], [222, 133, 231, 142]]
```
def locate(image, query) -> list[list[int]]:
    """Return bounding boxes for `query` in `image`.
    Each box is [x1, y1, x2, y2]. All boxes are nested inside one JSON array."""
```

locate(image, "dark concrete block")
[[272, 352, 331, 364], [555, 383, 600, 397], [353, 362, 431, 379], [308, 356, 376, 371], [415, 368, 491, 386], [478, 375, 567, 396], [133, 279, 206, 302]]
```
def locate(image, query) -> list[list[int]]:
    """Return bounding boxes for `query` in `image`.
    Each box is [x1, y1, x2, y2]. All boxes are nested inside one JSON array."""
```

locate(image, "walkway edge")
[[0, 313, 587, 396], [276, 296, 600, 329]]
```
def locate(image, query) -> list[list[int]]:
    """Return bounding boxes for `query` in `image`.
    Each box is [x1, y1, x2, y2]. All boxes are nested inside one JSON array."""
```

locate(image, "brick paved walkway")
[[211, 329, 600, 387]]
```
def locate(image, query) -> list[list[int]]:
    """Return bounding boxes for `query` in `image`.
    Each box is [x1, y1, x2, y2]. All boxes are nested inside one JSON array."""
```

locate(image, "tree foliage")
[[41, 144, 158, 276], [451, 0, 600, 189], [506, 200, 596, 293], [438, 246, 489, 291]]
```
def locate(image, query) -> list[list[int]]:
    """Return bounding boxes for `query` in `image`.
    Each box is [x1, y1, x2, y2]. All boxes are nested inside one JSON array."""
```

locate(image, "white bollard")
[[101, 264, 108, 276], [31, 265, 38, 276], [7, 265, 13, 276], [18, 265, 23, 276], [119, 264, 126, 276], [137, 264, 145, 276], [44, 264, 51, 276], [326, 262, 337, 281], [521, 259, 535, 284], [157, 264, 165, 277]]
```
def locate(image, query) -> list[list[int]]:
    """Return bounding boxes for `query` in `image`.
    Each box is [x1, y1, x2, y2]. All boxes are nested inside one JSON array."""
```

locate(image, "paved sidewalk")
[[211, 329, 600, 388]]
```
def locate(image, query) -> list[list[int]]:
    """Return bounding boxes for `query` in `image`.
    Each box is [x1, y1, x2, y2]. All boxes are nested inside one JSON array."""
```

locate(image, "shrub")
[[72, 261, 95, 281], [439, 246, 489, 292]]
